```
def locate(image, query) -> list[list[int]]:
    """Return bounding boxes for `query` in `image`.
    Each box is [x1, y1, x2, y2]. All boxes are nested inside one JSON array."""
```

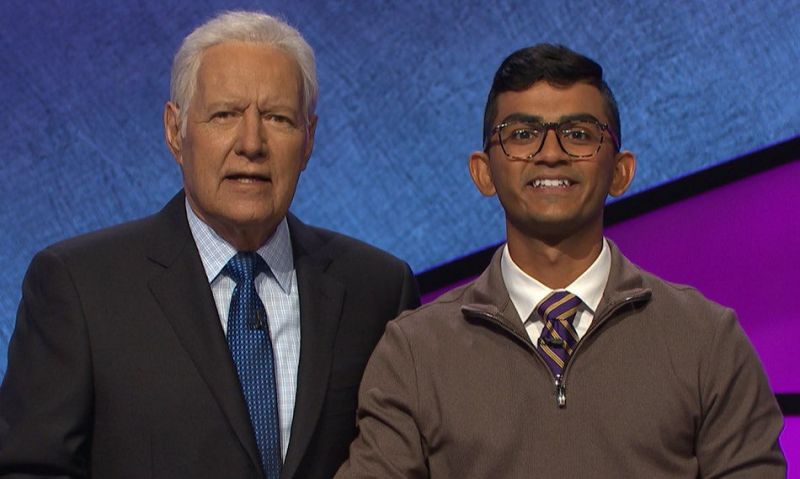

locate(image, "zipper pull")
[[555, 374, 566, 408]]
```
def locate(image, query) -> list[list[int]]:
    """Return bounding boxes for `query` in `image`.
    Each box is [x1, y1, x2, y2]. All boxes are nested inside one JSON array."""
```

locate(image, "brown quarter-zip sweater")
[[336, 241, 785, 478]]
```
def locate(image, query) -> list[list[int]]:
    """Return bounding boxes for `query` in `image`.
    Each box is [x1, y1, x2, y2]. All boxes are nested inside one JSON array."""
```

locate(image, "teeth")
[[532, 178, 571, 188], [231, 176, 264, 182]]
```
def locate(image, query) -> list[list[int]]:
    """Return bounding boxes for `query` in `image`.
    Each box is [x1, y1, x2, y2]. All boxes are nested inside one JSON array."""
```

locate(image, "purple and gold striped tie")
[[536, 290, 582, 377]]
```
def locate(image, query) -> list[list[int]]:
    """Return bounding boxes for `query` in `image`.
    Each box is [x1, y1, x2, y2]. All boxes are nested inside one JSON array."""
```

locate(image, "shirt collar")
[[185, 199, 295, 293], [501, 238, 611, 322]]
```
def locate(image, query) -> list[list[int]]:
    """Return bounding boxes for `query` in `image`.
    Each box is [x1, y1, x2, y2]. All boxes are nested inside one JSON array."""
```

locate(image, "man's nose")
[[534, 129, 567, 164], [235, 110, 268, 159]]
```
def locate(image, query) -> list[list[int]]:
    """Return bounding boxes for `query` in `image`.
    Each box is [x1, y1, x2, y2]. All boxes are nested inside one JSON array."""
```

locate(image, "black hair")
[[483, 44, 621, 148]]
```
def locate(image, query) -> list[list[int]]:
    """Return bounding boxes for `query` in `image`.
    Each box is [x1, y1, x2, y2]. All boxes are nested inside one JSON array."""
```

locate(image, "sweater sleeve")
[[695, 308, 786, 478], [335, 319, 428, 479]]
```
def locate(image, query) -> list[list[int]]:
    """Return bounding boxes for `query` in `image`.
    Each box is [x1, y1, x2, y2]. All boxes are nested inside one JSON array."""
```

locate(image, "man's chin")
[[201, 206, 288, 249], [510, 214, 596, 243]]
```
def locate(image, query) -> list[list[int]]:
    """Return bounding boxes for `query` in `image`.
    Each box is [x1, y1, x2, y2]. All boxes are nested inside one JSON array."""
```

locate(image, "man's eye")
[[266, 114, 292, 124], [510, 128, 537, 141], [567, 129, 588, 139], [211, 111, 236, 121], [562, 128, 591, 142], [264, 114, 297, 129]]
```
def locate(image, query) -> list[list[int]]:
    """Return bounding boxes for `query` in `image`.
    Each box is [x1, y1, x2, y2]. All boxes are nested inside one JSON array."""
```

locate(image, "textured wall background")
[[1, 0, 799, 374]]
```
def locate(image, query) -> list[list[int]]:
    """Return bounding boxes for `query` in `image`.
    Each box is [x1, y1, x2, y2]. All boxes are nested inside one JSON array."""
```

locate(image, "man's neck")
[[506, 227, 604, 290], [185, 202, 280, 252]]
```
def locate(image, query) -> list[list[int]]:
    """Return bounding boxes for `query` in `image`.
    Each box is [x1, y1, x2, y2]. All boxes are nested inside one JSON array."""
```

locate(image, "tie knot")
[[536, 290, 582, 323], [224, 252, 268, 285]]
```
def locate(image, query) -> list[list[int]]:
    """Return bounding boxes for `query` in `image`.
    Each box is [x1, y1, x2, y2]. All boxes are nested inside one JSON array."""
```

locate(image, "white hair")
[[170, 10, 317, 135]]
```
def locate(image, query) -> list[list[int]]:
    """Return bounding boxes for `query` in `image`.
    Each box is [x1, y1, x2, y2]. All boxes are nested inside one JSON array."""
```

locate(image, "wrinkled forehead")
[[193, 41, 303, 103]]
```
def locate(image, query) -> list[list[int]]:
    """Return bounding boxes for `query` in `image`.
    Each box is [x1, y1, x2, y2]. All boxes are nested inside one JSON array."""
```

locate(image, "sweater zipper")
[[468, 310, 567, 407], [555, 293, 650, 407], [464, 291, 649, 408], [554, 374, 566, 407]]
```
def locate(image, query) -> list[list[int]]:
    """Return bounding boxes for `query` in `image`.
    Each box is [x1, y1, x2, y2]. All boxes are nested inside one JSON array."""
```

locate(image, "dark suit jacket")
[[0, 193, 420, 479]]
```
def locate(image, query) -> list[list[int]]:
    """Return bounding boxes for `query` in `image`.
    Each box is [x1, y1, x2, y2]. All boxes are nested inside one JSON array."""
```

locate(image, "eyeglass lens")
[[499, 121, 604, 159]]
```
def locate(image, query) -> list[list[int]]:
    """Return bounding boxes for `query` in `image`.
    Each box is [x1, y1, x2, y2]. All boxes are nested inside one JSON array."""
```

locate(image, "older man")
[[336, 44, 785, 477], [0, 11, 419, 479]]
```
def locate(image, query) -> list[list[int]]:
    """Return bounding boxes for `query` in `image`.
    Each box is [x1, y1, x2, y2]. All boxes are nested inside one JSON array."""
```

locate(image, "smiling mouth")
[[529, 178, 574, 188]]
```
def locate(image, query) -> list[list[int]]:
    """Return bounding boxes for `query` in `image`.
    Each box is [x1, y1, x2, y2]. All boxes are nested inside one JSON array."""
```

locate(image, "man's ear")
[[469, 151, 496, 197], [301, 114, 318, 171], [164, 102, 183, 165], [609, 150, 636, 197]]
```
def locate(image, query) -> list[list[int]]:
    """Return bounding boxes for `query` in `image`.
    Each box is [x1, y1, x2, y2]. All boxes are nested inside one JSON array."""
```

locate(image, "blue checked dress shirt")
[[186, 201, 301, 460]]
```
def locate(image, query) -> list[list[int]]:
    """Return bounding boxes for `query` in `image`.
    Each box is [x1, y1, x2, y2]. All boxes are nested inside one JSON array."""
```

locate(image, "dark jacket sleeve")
[[0, 249, 93, 478], [695, 308, 786, 477], [396, 263, 421, 316]]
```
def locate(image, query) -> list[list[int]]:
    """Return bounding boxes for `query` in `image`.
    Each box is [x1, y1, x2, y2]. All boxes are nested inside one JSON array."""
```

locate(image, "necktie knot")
[[536, 290, 582, 326], [224, 252, 268, 285]]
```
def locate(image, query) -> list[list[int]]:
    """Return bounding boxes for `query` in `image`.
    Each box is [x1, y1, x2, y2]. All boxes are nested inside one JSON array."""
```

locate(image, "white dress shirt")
[[501, 239, 611, 345], [186, 201, 300, 460]]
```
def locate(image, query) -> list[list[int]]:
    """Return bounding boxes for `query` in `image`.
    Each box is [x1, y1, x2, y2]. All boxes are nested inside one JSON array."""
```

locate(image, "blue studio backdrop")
[[1, 0, 799, 375]]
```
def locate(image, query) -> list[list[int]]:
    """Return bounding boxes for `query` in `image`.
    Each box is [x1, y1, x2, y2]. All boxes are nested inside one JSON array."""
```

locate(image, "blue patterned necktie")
[[224, 252, 281, 478], [536, 290, 582, 378]]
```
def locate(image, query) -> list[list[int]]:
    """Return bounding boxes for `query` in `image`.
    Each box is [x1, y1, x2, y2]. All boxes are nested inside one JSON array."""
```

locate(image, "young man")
[[336, 44, 785, 477]]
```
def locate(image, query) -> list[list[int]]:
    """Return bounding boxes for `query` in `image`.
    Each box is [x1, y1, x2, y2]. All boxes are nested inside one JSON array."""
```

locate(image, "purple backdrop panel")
[[782, 416, 799, 477], [606, 159, 800, 393], [421, 276, 477, 304]]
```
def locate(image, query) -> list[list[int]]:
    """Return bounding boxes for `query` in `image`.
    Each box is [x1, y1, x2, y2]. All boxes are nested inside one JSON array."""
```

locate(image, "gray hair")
[[170, 10, 318, 135]]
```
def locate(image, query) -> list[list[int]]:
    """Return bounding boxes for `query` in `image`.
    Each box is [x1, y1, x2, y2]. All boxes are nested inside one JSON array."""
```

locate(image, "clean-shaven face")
[[476, 81, 633, 241], [172, 41, 316, 247]]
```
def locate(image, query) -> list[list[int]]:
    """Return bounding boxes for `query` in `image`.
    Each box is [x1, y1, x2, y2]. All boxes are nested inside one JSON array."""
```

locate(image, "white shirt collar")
[[501, 238, 611, 322], [185, 199, 295, 293]]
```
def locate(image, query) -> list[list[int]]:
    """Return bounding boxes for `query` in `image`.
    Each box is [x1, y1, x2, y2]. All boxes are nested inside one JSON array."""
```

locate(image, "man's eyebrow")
[[498, 112, 604, 124], [206, 97, 247, 110], [205, 101, 241, 111], [558, 113, 603, 124], [499, 113, 543, 124]]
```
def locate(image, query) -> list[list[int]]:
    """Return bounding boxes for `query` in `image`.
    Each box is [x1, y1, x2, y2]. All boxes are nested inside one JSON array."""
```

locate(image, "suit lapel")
[[281, 215, 345, 479], [145, 194, 264, 476]]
